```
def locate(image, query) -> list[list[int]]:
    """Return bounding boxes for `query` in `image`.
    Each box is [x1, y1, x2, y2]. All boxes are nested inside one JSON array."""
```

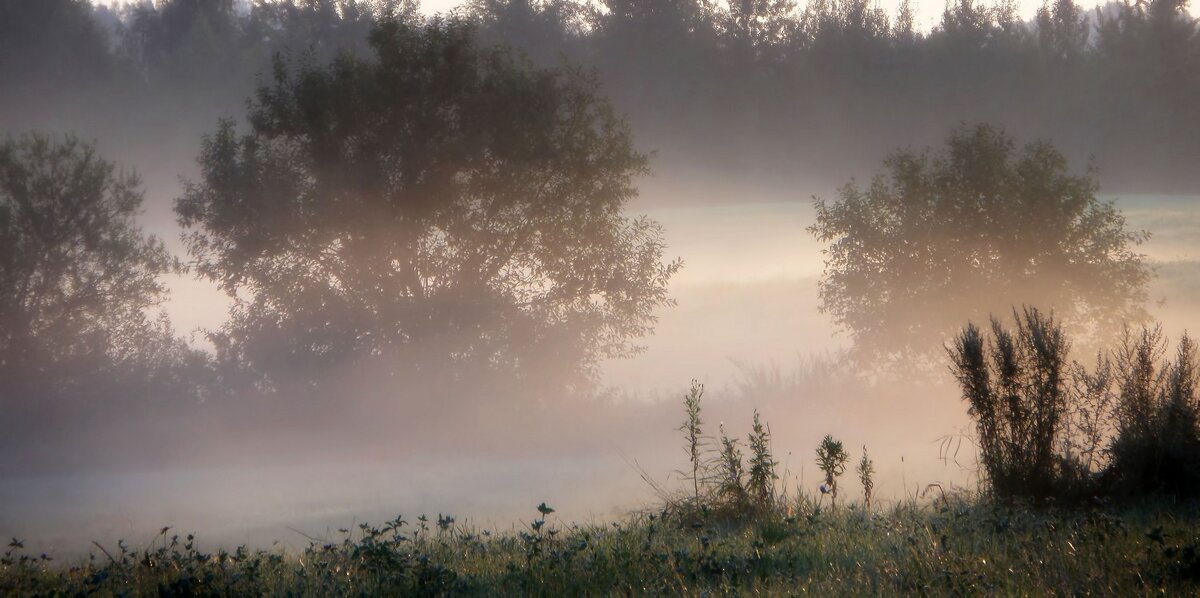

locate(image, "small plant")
[[679, 380, 707, 502], [716, 423, 747, 503], [746, 410, 777, 506], [522, 503, 557, 563], [816, 435, 849, 509], [858, 445, 875, 511]]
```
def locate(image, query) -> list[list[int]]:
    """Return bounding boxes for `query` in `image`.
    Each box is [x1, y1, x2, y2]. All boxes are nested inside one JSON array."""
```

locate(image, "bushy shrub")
[[746, 410, 777, 506], [716, 423, 749, 508], [951, 308, 1200, 502], [949, 307, 1070, 501], [1105, 327, 1200, 496]]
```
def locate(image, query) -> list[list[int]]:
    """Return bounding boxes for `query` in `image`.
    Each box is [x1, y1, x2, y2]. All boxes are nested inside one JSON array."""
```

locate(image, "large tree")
[[0, 134, 198, 409], [176, 18, 681, 393], [809, 124, 1152, 367]]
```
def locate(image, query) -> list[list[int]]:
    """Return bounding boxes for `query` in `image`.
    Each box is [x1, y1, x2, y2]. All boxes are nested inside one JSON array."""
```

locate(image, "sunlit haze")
[[3, 2, 1198, 584]]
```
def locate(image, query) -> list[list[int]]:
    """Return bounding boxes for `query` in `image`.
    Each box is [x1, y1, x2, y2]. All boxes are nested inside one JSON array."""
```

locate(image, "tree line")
[[2, 0, 1198, 191]]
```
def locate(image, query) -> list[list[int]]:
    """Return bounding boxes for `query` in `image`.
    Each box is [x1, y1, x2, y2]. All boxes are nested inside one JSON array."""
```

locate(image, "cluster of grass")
[[4, 497, 1199, 595]]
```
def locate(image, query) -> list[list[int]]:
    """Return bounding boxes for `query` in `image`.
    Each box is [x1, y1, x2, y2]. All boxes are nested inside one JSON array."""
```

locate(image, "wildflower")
[[819, 483, 830, 494]]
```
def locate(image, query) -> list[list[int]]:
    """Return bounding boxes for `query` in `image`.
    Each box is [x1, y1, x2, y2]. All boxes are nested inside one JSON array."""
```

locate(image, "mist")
[[1, 0, 1198, 559]]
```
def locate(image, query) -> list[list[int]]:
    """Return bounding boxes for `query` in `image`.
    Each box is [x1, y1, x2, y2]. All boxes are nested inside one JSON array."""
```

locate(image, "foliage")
[[858, 445, 875, 510], [949, 307, 1071, 500], [815, 435, 850, 508], [746, 409, 777, 506], [716, 422, 748, 506], [1105, 326, 1200, 497], [0, 0, 113, 98], [122, 0, 242, 83], [951, 307, 1200, 502], [679, 379, 707, 502], [7, 0, 1200, 193], [811, 124, 1152, 368], [667, 382, 781, 520], [176, 17, 680, 393], [0, 133, 204, 412]]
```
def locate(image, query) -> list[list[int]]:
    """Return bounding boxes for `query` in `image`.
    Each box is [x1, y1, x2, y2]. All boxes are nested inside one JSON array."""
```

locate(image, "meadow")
[[4, 471, 1198, 595]]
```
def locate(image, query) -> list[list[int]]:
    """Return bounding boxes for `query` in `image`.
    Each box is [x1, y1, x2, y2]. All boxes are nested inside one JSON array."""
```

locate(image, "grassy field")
[[4, 494, 1199, 596]]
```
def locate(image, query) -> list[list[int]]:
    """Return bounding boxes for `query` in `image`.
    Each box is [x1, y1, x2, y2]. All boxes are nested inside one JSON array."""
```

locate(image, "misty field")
[[2, 193, 1199, 595], [5, 1, 1200, 596]]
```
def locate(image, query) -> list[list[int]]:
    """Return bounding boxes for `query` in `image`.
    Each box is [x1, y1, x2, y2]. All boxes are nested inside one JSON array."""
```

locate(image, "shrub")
[[952, 307, 1200, 502], [858, 445, 875, 511], [678, 380, 707, 502], [746, 410, 777, 506], [949, 307, 1070, 501], [716, 423, 749, 507], [1106, 327, 1200, 497]]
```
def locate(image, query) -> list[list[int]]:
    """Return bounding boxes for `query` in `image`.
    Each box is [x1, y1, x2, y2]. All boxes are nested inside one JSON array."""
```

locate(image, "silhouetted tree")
[[1093, 0, 1200, 177], [810, 124, 1152, 366], [725, 0, 798, 63], [247, 0, 416, 64], [176, 18, 681, 394], [1036, 0, 1089, 64], [122, 0, 248, 90], [589, 0, 723, 119], [465, 0, 590, 66], [0, 0, 114, 102], [0, 134, 201, 410]]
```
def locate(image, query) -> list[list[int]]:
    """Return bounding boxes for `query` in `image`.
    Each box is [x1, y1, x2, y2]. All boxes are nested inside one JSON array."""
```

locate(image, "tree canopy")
[[0, 134, 200, 409], [6, 0, 1200, 191], [176, 18, 681, 393], [809, 124, 1152, 367]]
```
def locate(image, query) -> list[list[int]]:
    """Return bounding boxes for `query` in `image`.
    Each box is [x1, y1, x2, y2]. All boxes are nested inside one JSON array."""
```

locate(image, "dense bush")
[[1106, 327, 1200, 497], [950, 309, 1200, 502], [949, 308, 1070, 501]]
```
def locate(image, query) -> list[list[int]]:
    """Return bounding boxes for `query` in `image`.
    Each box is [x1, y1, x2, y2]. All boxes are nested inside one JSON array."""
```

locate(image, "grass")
[[3, 496, 1199, 595]]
